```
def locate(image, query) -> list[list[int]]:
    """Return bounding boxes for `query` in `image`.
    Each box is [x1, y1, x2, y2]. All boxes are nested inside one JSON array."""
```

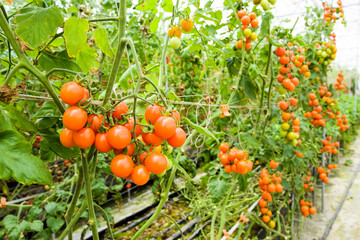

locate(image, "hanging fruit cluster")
[[236, 10, 259, 51], [335, 72, 346, 90], [218, 143, 253, 174], [337, 113, 349, 131], [253, 0, 277, 11], [302, 171, 314, 192], [58, 81, 187, 186], [322, 1, 344, 23], [300, 199, 316, 217], [258, 167, 283, 225], [168, 18, 194, 49], [279, 99, 301, 147], [317, 167, 329, 183], [321, 136, 339, 154], [315, 41, 337, 67], [304, 92, 326, 127]]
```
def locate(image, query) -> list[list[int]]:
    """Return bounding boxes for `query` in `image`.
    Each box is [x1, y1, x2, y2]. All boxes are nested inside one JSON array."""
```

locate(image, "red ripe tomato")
[[95, 133, 112, 153], [60, 81, 84, 105], [73, 128, 95, 149], [154, 116, 176, 139], [145, 104, 163, 125], [142, 132, 163, 146], [111, 101, 128, 119], [60, 128, 76, 148], [131, 165, 150, 185], [275, 47, 285, 57], [107, 125, 131, 149], [111, 154, 134, 178], [114, 144, 135, 156], [79, 88, 89, 106], [63, 106, 88, 131], [123, 117, 142, 137], [144, 152, 167, 174], [171, 111, 181, 124], [88, 114, 104, 134], [219, 142, 230, 152], [167, 128, 186, 147]]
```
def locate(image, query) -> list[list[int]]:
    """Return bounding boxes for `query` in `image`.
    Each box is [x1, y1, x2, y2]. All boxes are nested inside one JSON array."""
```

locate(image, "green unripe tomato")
[[326, 48, 332, 55], [316, 50, 322, 56], [278, 86, 287, 95], [319, 58, 324, 64], [331, 54, 336, 60], [250, 32, 258, 41], [166, 157, 173, 171], [291, 139, 298, 147], [156, 171, 166, 177], [170, 37, 181, 49], [321, 51, 327, 58], [244, 28, 252, 38], [269, 0, 276, 4], [280, 130, 288, 138], [261, 0, 269, 11], [282, 122, 290, 131], [166, 145, 173, 155], [287, 132, 296, 140], [324, 60, 329, 66], [253, 0, 261, 4]]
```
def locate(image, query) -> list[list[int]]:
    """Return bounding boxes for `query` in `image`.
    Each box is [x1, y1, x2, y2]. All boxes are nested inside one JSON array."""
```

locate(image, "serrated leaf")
[[64, 17, 89, 58], [237, 174, 249, 191], [136, 0, 157, 11], [38, 50, 81, 73], [0, 130, 52, 185], [0, 106, 15, 131], [0, 103, 37, 132], [150, 13, 163, 33], [93, 28, 114, 58], [188, 43, 202, 52], [167, 90, 180, 101], [208, 177, 229, 203], [46, 217, 64, 233], [118, 65, 138, 90], [15, 6, 63, 49], [260, 12, 274, 35], [241, 73, 258, 100], [76, 44, 100, 73], [161, 0, 173, 12], [40, 131, 79, 159], [67, 6, 78, 13], [183, 117, 219, 144], [168, 155, 192, 182], [242, 133, 261, 148]]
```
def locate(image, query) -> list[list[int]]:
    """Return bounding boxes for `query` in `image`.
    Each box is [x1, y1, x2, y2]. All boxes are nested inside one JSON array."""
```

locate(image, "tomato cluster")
[[300, 199, 316, 217], [168, 18, 194, 49], [302, 171, 314, 193], [321, 136, 339, 154], [335, 72, 345, 90], [304, 92, 327, 127], [218, 143, 253, 174], [337, 113, 349, 131], [279, 100, 301, 147], [323, 1, 344, 23], [258, 168, 283, 225], [317, 167, 329, 183], [59, 81, 186, 185], [315, 41, 337, 67], [236, 10, 259, 51]]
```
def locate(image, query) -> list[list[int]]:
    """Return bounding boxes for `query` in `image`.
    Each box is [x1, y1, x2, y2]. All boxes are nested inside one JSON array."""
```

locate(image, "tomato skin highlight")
[[88, 114, 104, 134], [95, 133, 113, 153], [60, 128, 76, 148], [111, 154, 134, 178], [142, 132, 163, 146], [167, 128, 186, 147], [145, 105, 163, 125], [107, 125, 131, 149], [60, 81, 84, 105], [131, 165, 150, 185], [63, 106, 88, 131], [111, 101, 128, 119], [73, 128, 95, 149], [154, 116, 177, 139], [144, 152, 168, 174]]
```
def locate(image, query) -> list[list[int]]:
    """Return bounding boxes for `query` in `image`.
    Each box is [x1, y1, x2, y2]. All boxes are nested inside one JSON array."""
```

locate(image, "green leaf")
[[38, 50, 81, 73], [46, 217, 64, 233], [136, 0, 157, 11], [161, 0, 173, 12], [67, 6, 78, 13], [188, 43, 202, 52], [15, 6, 63, 49], [33, 102, 61, 130], [150, 13, 163, 33], [40, 131, 79, 159], [0, 106, 15, 131], [118, 64, 138, 90], [241, 73, 258, 100], [76, 44, 100, 73], [45, 202, 57, 215], [168, 155, 192, 182], [64, 17, 89, 58], [248, 64, 260, 81], [93, 28, 114, 58], [0, 130, 52, 185], [167, 90, 180, 101], [237, 174, 249, 191], [183, 117, 219, 144], [242, 133, 262, 148], [206, 25, 217, 37], [0, 103, 37, 132], [28, 220, 43, 232], [208, 177, 229, 203], [260, 12, 274, 35]]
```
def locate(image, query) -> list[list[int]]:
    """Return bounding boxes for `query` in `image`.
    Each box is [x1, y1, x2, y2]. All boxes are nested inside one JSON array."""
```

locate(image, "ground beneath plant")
[[298, 132, 360, 240]]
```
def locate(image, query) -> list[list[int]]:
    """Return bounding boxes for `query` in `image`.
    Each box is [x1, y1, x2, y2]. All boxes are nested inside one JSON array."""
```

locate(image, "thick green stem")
[[46, 68, 84, 77], [103, 0, 127, 105], [89, 17, 119, 22], [94, 203, 115, 240], [4, 63, 23, 84], [210, 209, 219, 240], [58, 201, 88, 240], [81, 149, 99, 240]]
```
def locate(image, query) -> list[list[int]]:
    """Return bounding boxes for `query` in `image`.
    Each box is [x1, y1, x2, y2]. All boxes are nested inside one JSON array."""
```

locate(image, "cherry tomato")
[[107, 125, 131, 149], [111, 154, 134, 178], [123, 117, 142, 137], [154, 116, 176, 139], [144, 152, 167, 174], [167, 127, 186, 147], [111, 101, 128, 119], [63, 106, 88, 131], [60, 128, 76, 148], [131, 165, 150, 185], [142, 132, 163, 146], [79, 88, 89, 106], [145, 104, 163, 125], [171, 111, 181, 124], [73, 128, 95, 149], [60, 81, 84, 105], [88, 114, 104, 134], [95, 133, 113, 153]]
